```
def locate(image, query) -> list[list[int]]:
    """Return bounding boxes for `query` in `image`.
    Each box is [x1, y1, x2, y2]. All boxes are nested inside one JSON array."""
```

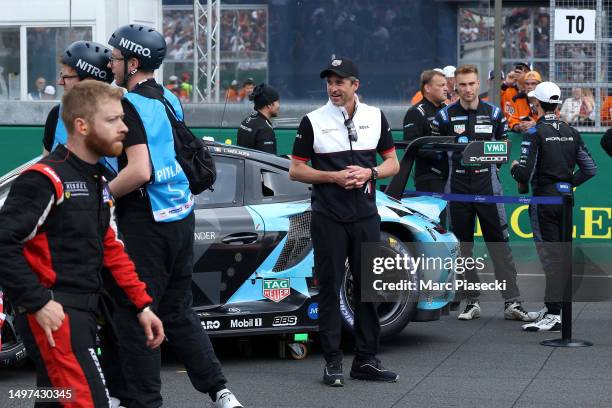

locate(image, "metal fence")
[[550, 0, 611, 131]]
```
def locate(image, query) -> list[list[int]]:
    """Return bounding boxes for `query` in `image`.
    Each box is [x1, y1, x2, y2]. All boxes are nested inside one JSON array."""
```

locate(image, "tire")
[[339, 231, 419, 339], [288, 343, 308, 360], [0, 293, 28, 367]]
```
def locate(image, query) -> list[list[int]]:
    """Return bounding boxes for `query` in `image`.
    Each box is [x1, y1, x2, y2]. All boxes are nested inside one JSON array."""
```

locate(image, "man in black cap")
[[236, 83, 280, 154], [290, 57, 400, 387]]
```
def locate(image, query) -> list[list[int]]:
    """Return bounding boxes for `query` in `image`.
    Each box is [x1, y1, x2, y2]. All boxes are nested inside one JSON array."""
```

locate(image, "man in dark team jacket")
[[403, 69, 448, 197], [511, 81, 597, 332], [0, 81, 163, 407], [431, 64, 538, 323], [237, 83, 280, 154]]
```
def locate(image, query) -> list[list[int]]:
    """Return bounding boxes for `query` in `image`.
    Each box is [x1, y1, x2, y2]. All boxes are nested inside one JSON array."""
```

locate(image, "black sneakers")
[[323, 361, 344, 386], [349, 358, 399, 382]]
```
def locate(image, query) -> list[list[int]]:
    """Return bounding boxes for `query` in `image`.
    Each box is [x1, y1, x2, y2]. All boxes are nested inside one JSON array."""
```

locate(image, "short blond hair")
[[455, 64, 479, 77], [61, 81, 124, 134]]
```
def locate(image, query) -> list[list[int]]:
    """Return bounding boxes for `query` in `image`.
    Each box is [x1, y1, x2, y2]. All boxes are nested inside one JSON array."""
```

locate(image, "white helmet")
[[433, 68, 444, 74], [528, 81, 562, 104], [442, 65, 456, 78]]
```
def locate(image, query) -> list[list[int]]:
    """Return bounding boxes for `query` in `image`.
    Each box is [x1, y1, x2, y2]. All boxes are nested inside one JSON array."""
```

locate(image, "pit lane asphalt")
[[2, 302, 612, 408]]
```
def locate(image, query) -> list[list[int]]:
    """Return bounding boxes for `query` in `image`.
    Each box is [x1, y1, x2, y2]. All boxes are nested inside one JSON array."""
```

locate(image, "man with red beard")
[[0, 81, 164, 407]]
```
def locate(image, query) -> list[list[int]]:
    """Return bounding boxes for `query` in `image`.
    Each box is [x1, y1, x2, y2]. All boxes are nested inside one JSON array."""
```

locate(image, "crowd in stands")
[[220, 9, 267, 58], [163, 10, 195, 60], [163, 8, 267, 61], [459, 9, 494, 43]]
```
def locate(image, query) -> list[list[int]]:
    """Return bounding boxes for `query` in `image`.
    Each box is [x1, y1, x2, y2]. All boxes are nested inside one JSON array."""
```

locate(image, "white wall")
[[0, 0, 162, 98], [0, 0, 161, 42]]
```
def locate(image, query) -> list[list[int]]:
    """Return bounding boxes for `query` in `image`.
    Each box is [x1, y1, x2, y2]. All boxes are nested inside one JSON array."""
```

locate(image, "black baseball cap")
[[320, 57, 359, 79], [514, 62, 531, 71]]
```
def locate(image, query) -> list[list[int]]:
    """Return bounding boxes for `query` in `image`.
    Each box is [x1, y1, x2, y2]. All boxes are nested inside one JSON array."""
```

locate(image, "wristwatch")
[[370, 167, 379, 181]]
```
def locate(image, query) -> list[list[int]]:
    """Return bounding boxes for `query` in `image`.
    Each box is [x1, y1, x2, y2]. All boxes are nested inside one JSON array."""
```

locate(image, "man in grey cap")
[[236, 83, 280, 154], [290, 56, 400, 387]]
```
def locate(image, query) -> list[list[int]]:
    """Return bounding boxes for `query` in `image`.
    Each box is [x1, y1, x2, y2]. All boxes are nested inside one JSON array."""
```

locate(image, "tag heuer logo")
[[331, 59, 342, 66], [263, 279, 290, 303], [484, 141, 507, 154], [454, 124, 465, 134]]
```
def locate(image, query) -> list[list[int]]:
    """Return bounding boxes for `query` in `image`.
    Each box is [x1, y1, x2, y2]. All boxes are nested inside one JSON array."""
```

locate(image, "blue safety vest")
[[123, 88, 193, 222], [52, 105, 119, 173]]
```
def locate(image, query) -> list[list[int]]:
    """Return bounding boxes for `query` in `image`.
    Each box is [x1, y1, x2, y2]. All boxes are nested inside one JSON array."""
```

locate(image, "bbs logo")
[[272, 316, 297, 327]]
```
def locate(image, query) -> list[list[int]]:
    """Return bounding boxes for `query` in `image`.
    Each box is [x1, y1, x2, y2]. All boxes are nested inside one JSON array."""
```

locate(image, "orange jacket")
[[507, 93, 538, 130], [501, 84, 518, 120], [601, 96, 612, 125], [225, 88, 239, 102]]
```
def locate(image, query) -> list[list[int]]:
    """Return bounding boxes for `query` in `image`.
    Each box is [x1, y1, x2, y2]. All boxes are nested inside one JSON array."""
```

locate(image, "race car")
[[0, 143, 458, 365]]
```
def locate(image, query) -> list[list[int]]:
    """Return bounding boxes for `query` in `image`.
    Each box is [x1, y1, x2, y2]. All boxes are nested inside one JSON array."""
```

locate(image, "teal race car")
[[0, 143, 458, 365]]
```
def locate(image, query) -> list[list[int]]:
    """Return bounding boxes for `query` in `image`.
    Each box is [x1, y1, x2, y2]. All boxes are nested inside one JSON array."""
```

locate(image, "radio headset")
[[341, 106, 358, 166]]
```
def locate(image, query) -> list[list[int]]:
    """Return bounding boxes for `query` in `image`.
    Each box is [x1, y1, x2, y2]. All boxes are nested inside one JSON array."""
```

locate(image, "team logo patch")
[[454, 124, 466, 134], [331, 59, 342, 66], [64, 181, 89, 198], [307, 303, 319, 319], [101, 183, 114, 207], [263, 279, 290, 303], [475, 124, 493, 134]]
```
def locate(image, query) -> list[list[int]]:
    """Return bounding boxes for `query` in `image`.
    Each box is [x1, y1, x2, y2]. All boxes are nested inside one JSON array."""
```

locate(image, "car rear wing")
[[385, 137, 510, 199]]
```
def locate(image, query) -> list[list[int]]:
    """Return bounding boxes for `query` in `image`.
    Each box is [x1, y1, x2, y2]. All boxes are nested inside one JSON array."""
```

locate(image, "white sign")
[[554, 9, 596, 41]]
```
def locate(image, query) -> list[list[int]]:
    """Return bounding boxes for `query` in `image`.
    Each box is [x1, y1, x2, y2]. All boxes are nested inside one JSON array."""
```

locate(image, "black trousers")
[[15, 307, 111, 407], [311, 211, 380, 363], [529, 203, 568, 315], [448, 172, 521, 301], [113, 210, 226, 408], [415, 178, 448, 227]]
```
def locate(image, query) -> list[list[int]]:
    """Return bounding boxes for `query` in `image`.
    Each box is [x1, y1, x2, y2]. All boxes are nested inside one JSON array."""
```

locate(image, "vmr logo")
[[484, 141, 507, 154], [201, 320, 220, 330], [272, 316, 298, 327]]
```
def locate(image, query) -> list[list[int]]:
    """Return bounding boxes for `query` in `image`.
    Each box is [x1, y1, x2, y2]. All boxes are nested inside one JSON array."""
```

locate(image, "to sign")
[[554, 9, 596, 41]]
